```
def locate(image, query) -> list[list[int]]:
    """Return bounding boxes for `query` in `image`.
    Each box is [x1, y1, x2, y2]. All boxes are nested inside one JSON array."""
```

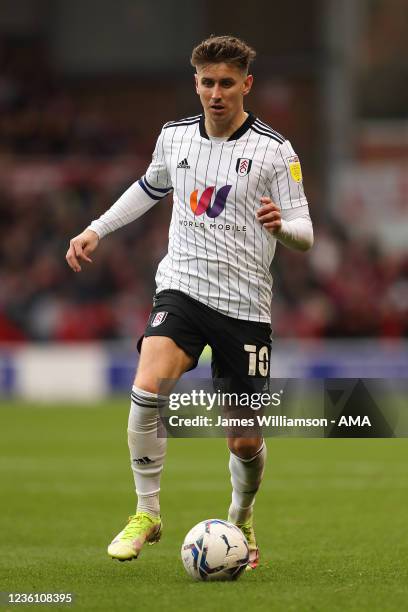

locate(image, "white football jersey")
[[140, 112, 309, 322]]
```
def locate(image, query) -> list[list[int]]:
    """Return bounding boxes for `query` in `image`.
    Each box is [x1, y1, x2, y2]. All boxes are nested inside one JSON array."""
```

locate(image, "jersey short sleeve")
[[269, 140, 308, 210], [139, 129, 173, 199]]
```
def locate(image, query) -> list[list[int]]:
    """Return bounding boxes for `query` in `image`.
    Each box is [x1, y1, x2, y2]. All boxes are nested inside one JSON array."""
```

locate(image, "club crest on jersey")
[[287, 156, 303, 183], [235, 158, 252, 177], [150, 311, 168, 327]]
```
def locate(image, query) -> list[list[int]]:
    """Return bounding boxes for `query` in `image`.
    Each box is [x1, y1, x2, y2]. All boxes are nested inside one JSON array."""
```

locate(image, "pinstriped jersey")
[[139, 112, 309, 322]]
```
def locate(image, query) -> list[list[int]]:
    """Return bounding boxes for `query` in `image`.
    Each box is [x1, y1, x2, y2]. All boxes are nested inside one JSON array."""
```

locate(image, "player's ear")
[[243, 74, 253, 96], [194, 73, 199, 94]]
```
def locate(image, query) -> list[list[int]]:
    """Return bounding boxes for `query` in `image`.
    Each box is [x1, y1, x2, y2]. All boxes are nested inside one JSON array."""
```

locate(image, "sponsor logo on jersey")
[[235, 158, 252, 177], [179, 219, 247, 232], [177, 158, 190, 169], [190, 185, 232, 218], [287, 156, 302, 183], [151, 311, 168, 327]]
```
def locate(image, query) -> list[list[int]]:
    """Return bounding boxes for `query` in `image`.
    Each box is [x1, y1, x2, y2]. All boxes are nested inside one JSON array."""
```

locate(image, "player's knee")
[[228, 437, 263, 460], [133, 377, 160, 395]]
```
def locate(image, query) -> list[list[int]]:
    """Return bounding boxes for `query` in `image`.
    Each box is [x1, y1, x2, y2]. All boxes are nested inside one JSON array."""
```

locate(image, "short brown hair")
[[191, 35, 256, 73]]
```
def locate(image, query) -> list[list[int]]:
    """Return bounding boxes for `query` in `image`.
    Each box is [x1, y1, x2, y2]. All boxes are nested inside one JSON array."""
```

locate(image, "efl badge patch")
[[287, 156, 303, 183], [151, 311, 168, 327], [235, 158, 252, 177]]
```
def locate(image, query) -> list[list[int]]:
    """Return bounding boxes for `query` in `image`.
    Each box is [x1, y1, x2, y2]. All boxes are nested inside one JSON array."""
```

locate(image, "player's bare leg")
[[108, 336, 193, 561], [227, 436, 266, 570], [134, 336, 194, 394]]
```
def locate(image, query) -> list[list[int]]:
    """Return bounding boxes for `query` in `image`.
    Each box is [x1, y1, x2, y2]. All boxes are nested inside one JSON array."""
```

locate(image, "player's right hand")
[[66, 229, 100, 272]]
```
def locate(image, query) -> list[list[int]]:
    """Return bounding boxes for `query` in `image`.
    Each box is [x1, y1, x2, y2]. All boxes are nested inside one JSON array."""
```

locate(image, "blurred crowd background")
[[0, 0, 407, 344]]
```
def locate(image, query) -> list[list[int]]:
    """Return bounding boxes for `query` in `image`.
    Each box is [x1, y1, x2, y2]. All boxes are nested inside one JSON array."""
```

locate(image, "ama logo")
[[190, 185, 232, 218]]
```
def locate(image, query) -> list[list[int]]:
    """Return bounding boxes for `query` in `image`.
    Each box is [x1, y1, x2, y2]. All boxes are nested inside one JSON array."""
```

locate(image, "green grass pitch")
[[1, 400, 407, 611]]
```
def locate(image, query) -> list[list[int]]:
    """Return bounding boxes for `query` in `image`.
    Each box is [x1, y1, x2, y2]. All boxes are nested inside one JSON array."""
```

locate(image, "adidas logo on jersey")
[[177, 158, 190, 169]]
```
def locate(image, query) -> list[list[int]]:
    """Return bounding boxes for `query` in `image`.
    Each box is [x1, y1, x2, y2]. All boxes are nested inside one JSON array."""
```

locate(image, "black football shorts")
[[137, 290, 272, 394]]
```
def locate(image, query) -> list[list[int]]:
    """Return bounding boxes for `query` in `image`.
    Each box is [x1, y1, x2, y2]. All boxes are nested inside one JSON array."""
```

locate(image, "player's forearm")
[[275, 215, 314, 251], [87, 180, 161, 239]]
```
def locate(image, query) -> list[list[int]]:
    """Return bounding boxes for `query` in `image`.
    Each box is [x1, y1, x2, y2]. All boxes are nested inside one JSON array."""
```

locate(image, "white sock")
[[136, 492, 161, 517], [128, 386, 167, 518], [228, 442, 267, 524]]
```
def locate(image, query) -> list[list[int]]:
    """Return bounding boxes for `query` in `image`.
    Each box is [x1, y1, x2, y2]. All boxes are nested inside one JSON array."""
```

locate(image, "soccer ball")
[[181, 519, 249, 581]]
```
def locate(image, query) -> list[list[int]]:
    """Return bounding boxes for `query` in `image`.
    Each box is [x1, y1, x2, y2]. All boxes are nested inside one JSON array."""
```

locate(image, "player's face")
[[195, 63, 253, 124]]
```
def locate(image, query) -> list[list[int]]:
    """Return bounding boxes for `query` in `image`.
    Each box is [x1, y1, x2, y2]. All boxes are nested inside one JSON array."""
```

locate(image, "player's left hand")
[[256, 197, 282, 234]]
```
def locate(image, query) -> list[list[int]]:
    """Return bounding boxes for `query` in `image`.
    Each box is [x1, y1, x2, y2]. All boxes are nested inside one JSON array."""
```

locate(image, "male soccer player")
[[66, 35, 313, 570]]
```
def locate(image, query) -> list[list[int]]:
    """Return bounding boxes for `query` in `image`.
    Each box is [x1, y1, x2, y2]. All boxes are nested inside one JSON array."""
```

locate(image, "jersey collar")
[[199, 111, 256, 142]]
